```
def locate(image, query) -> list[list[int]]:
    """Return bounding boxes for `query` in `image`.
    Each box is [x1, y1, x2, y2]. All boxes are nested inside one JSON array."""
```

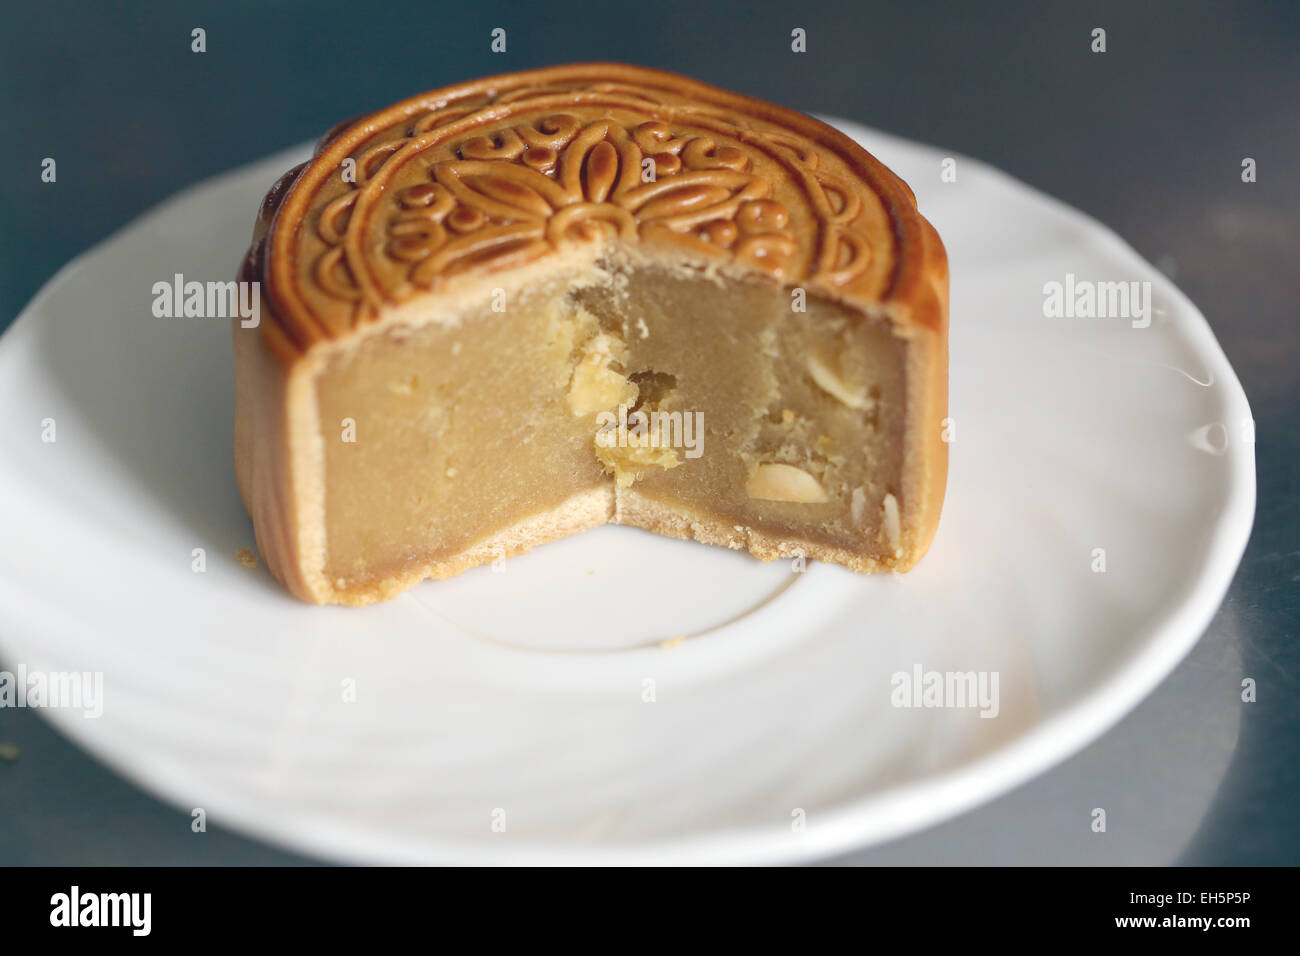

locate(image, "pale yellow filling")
[[314, 256, 905, 597]]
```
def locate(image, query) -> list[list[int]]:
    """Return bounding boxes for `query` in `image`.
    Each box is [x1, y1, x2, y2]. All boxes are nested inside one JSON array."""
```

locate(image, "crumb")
[[387, 375, 419, 395], [236, 549, 258, 569], [659, 635, 686, 650], [0, 743, 19, 762]]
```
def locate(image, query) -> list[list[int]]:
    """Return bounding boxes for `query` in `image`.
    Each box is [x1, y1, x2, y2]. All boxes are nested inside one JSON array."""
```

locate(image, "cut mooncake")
[[234, 63, 948, 606]]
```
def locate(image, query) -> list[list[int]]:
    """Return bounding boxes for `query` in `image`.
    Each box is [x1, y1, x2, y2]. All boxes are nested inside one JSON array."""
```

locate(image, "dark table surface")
[[1, 0, 1296, 865]]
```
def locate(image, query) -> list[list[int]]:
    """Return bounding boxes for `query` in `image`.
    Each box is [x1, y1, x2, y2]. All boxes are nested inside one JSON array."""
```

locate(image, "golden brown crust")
[[898, 214, 949, 570], [242, 62, 947, 363]]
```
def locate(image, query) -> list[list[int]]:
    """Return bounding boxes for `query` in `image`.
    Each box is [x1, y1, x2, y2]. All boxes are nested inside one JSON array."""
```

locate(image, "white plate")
[[0, 119, 1254, 865]]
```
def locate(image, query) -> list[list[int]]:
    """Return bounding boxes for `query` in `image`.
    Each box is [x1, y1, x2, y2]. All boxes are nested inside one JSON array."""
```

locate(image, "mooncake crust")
[[239, 62, 946, 364], [233, 63, 948, 604]]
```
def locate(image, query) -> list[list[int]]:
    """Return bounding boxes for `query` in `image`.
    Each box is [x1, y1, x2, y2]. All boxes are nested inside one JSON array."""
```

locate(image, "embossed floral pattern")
[[303, 82, 878, 328]]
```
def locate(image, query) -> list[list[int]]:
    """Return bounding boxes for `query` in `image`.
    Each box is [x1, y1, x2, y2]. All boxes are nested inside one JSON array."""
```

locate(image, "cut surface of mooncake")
[[234, 63, 948, 606]]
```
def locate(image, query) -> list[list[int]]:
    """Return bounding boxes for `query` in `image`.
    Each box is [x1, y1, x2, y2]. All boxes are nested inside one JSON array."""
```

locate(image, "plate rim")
[[0, 121, 1256, 865]]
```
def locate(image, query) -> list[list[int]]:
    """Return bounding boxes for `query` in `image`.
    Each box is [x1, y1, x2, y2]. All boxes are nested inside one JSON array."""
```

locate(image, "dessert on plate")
[[234, 62, 948, 605]]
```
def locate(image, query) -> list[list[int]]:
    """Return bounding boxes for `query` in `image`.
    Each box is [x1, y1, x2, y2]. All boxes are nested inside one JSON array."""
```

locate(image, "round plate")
[[0, 119, 1254, 864]]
